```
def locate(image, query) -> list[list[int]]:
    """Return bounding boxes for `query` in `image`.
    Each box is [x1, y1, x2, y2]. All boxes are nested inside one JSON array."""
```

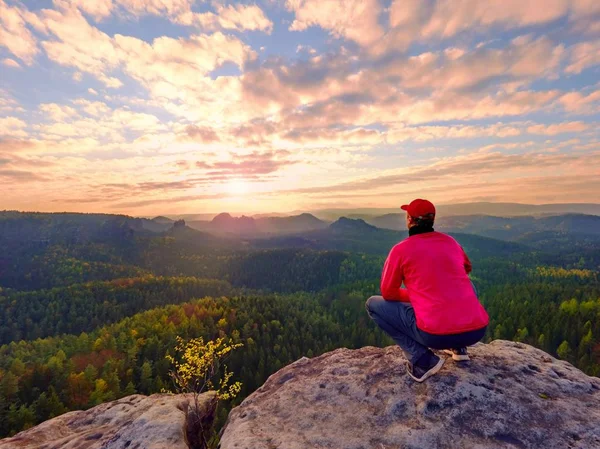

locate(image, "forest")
[[0, 211, 598, 437]]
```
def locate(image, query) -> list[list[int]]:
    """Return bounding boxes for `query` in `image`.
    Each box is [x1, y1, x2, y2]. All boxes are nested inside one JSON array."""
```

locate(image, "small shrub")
[[167, 336, 243, 449]]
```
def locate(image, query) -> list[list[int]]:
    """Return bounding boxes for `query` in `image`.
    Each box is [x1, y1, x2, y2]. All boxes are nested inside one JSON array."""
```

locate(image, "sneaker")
[[443, 347, 470, 361], [407, 351, 445, 382]]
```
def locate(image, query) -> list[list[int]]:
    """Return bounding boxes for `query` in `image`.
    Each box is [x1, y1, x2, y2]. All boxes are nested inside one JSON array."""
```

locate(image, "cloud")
[[0, 136, 102, 155], [380, 35, 564, 92], [0, 153, 55, 169], [0, 89, 23, 114], [382, 0, 576, 53], [181, 125, 220, 143], [2, 0, 599, 214], [40, 7, 121, 87], [111, 192, 227, 209], [287, 0, 383, 46], [385, 123, 522, 143], [307, 173, 600, 205], [114, 31, 252, 89], [193, 151, 297, 178], [72, 99, 112, 116], [54, 0, 114, 21], [286, 0, 571, 52], [33, 107, 164, 141], [280, 150, 600, 196], [2, 58, 21, 68], [38, 5, 253, 97], [114, 0, 192, 17], [241, 37, 564, 128], [526, 121, 590, 135], [177, 4, 273, 33], [565, 40, 600, 74], [39, 103, 78, 121], [570, 0, 600, 36], [0, 0, 39, 64], [0, 117, 27, 138], [98, 74, 123, 88], [52, 0, 273, 34], [414, 0, 569, 39], [0, 169, 46, 182], [559, 90, 600, 113], [275, 89, 561, 128], [136, 180, 197, 191], [281, 127, 383, 147], [227, 119, 595, 150]]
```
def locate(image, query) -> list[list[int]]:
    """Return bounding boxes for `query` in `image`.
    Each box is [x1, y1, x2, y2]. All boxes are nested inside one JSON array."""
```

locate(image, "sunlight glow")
[[226, 180, 249, 196]]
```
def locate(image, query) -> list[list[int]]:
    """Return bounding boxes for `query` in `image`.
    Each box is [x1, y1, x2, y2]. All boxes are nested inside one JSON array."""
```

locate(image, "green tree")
[[557, 340, 572, 361], [139, 361, 153, 394]]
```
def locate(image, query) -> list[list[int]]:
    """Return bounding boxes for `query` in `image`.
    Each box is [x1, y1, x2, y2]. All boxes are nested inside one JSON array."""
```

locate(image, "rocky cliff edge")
[[0, 392, 216, 449], [219, 340, 600, 449]]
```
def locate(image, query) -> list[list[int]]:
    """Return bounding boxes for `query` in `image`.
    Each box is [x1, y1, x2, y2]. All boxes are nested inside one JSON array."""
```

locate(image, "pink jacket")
[[380, 231, 489, 335]]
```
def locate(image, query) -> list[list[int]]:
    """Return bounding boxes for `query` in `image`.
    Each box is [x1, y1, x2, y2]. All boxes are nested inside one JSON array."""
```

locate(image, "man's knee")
[[366, 295, 384, 314]]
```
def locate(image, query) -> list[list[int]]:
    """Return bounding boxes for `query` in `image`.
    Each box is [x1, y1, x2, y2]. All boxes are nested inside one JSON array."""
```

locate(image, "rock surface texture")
[[0, 392, 216, 449], [220, 341, 600, 449]]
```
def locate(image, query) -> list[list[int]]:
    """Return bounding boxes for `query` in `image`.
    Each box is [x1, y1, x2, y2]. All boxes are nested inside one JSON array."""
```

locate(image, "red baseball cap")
[[401, 199, 436, 218]]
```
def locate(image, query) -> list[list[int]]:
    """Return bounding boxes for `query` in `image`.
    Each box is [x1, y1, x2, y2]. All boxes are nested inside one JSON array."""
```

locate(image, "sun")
[[226, 180, 248, 196]]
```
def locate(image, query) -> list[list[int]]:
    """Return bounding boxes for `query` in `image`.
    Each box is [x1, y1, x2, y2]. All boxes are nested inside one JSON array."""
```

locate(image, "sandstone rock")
[[220, 341, 600, 449], [0, 392, 216, 449]]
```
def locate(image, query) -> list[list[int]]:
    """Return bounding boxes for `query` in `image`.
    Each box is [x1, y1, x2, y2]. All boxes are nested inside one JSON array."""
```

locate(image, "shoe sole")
[[407, 357, 445, 383], [443, 350, 470, 361]]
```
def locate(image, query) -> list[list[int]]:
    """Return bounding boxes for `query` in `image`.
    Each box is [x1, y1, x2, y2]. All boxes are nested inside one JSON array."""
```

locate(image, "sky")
[[1, 0, 599, 216]]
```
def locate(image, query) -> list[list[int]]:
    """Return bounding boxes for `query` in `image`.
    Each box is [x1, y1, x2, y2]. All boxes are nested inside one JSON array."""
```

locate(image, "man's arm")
[[462, 247, 472, 274], [380, 245, 410, 302]]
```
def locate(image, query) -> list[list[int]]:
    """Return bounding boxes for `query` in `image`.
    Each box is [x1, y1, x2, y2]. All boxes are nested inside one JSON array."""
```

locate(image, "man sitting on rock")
[[366, 199, 489, 382]]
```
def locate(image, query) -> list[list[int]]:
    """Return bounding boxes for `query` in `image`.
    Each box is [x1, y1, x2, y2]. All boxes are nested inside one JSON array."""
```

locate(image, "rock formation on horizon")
[[2, 341, 599, 449]]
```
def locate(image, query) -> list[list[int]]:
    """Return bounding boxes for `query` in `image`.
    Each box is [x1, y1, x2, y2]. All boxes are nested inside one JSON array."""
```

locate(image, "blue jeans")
[[365, 296, 486, 365]]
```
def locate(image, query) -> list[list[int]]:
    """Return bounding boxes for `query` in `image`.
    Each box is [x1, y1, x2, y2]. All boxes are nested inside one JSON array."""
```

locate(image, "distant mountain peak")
[[210, 213, 257, 234], [151, 216, 174, 223], [330, 217, 377, 232], [212, 212, 234, 222]]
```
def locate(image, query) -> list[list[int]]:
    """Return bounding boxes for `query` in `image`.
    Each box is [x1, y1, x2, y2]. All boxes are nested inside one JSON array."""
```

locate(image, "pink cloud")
[[115, 32, 251, 84], [54, 0, 114, 21], [72, 99, 111, 116], [0, 0, 39, 64], [41, 7, 121, 86], [195, 151, 297, 178], [1, 58, 21, 68], [526, 121, 590, 135], [380, 36, 564, 92], [559, 90, 600, 113], [180, 125, 220, 143], [39, 103, 78, 121], [0, 169, 47, 182], [379, 0, 571, 53], [177, 4, 273, 33], [241, 36, 565, 130], [565, 40, 600, 74], [39, 5, 253, 95], [278, 150, 600, 196], [287, 0, 384, 46], [418, 0, 569, 39], [114, 0, 192, 17], [0, 117, 28, 138]]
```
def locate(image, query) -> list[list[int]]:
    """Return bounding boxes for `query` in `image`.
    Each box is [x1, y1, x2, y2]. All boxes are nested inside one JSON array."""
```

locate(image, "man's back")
[[382, 231, 489, 335]]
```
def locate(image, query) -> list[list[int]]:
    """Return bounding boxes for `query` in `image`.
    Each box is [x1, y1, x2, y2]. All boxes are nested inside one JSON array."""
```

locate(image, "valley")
[[0, 209, 598, 437]]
